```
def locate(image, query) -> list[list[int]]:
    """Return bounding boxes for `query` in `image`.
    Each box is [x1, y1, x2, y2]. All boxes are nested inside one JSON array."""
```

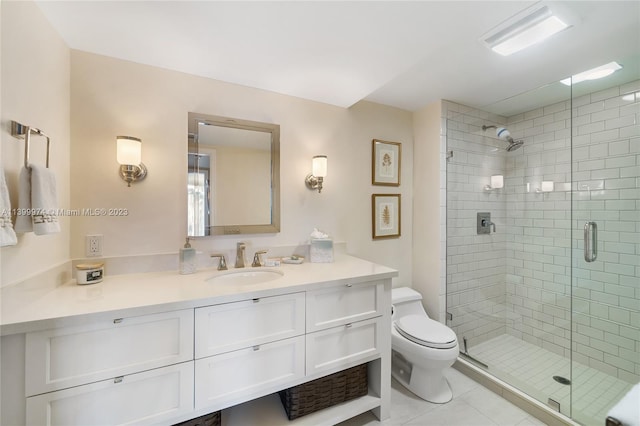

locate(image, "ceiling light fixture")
[[560, 62, 623, 86], [482, 4, 571, 56]]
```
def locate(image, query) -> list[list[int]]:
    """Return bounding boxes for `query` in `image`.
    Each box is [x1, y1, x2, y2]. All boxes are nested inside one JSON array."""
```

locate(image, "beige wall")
[[70, 51, 414, 285], [412, 101, 443, 319], [0, 1, 421, 290], [0, 1, 71, 287]]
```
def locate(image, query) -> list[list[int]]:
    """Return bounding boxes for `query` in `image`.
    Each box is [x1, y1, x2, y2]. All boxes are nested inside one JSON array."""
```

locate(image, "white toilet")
[[391, 287, 459, 403]]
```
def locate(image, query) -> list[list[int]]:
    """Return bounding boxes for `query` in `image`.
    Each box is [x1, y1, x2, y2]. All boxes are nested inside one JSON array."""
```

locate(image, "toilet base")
[[391, 352, 453, 404], [407, 365, 453, 404]]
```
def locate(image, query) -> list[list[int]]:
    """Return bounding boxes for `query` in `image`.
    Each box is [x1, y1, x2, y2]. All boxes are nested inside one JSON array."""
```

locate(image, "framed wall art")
[[372, 194, 401, 239], [372, 139, 401, 186]]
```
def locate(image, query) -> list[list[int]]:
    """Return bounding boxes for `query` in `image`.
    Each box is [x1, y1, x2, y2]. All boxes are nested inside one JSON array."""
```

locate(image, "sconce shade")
[[491, 175, 504, 189], [312, 155, 327, 177], [117, 136, 142, 165], [116, 136, 147, 187], [541, 181, 554, 192], [305, 155, 327, 193]]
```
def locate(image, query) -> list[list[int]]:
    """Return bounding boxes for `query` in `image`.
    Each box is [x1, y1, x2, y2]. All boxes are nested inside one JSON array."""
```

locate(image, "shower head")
[[482, 125, 524, 152], [506, 140, 524, 151]]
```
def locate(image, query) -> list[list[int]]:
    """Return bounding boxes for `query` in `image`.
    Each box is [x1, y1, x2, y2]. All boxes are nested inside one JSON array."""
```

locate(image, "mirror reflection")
[[187, 113, 280, 237]]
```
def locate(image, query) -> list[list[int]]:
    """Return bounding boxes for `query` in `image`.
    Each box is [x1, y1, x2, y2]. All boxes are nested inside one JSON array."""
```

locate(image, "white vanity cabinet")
[[193, 292, 306, 410], [305, 280, 386, 375], [194, 292, 305, 358], [26, 363, 194, 426], [220, 278, 392, 425], [23, 309, 194, 426], [306, 280, 384, 332], [2, 257, 395, 426]]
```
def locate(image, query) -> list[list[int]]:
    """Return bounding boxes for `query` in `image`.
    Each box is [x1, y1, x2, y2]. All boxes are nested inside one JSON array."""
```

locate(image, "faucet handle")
[[210, 254, 228, 270], [252, 250, 267, 267]]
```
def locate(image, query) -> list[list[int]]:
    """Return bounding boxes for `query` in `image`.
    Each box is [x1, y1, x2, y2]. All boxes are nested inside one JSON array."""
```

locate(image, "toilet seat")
[[395, 315, 457, 349]]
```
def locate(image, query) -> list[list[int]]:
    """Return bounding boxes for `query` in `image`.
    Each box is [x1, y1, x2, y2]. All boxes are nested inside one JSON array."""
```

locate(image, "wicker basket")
[[278, 363, 368, 420], [173, 410, 221, 426]]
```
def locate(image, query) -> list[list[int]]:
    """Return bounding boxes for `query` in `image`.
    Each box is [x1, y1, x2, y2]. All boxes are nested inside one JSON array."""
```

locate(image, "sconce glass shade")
[[305, 155, 327, 193], [117, 136, 142, 165], [312, 155, 328, 177], [116, 136, 147, 187], [491, 175, 504, 189]]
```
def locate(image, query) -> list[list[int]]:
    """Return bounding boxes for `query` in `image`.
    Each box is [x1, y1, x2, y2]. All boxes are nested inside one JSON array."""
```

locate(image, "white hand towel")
[[607, 383, 639, 426], [14, 164, 60, 235], [0, 167, 17, 247], [14, 167, 32, 233]]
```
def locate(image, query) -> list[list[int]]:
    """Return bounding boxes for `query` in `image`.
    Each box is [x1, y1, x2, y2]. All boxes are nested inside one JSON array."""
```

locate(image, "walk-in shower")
[[445, 56, 639, 426]]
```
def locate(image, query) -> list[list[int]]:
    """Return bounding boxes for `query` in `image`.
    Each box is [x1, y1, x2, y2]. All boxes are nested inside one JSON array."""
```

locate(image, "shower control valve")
[[477, 212, 496, 234]]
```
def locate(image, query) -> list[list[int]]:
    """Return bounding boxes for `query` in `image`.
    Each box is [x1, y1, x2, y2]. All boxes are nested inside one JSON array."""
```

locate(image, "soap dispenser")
[[179, 237, 196, 275]]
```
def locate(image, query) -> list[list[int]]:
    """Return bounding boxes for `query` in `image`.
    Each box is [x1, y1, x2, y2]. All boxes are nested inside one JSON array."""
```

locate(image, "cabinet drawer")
[[195, 292, 305, 358], [26, 362, 194, 426], [306, 317, 382, 375], [195, 335, 305, 410], [306, 280, 384, 332], [25, 309, 194, 396]]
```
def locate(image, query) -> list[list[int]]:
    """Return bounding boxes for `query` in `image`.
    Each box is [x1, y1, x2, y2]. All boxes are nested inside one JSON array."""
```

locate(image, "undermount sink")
[[207, 268, 284, 285]]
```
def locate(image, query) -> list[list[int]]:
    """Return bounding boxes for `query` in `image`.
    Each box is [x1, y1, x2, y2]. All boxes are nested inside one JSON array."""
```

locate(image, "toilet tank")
[[392, 287, 429, 318], [392, 287, 423, 304]]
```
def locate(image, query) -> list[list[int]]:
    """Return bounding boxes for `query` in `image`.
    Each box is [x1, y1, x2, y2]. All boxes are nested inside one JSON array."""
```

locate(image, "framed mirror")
[[187, 112, 280, 236]]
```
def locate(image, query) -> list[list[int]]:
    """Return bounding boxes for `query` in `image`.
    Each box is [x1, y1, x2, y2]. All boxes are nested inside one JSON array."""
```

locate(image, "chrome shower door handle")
[[584, 221, 597, 262]]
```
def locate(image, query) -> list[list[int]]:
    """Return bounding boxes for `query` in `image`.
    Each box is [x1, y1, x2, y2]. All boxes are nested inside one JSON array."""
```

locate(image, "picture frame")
[[372, 194, 401, 239], [372, 139, 401, 186]]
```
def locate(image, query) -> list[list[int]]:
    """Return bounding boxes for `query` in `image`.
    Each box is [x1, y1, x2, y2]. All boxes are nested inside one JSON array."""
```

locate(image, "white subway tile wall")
[[445, 79, 639, 387]]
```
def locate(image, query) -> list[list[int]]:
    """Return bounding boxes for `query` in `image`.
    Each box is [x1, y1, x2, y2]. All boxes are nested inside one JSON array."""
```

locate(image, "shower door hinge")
[[547, 398, 560, 412]]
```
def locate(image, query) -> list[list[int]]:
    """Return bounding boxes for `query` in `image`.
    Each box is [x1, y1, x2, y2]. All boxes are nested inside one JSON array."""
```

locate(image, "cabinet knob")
[[345, 323, 352, 328], [113, 318, 123, 324], [114, 376, 124, 384], [253, 345, 260, 351], [346, 283, 352, 287], [252, 298, 260, 303]]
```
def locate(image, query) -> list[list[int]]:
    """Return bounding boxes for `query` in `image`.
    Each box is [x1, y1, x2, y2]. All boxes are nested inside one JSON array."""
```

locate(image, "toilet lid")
[[395, 315, 457, 349]]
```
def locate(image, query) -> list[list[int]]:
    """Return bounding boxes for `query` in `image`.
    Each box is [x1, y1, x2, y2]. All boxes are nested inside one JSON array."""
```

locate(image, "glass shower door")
[[570, 69, 640, 425]]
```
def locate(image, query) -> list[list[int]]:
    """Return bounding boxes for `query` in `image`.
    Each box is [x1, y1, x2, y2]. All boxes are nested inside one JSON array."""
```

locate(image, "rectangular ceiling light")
[[483, 5, 570, 56], [560, 62, 623, 86]]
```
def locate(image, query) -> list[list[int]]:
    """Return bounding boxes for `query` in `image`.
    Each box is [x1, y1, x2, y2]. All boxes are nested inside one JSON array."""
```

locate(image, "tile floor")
[[337, 368, 546, 426], [472, 334, 633, 425]]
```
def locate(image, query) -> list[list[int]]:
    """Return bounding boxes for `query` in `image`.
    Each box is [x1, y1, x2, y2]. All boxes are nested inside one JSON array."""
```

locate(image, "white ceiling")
[[36, 1, 640, 115]]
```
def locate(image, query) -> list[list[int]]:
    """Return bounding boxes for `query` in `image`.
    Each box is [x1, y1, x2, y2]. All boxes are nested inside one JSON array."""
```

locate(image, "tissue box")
[[310, 238, 333, 263]]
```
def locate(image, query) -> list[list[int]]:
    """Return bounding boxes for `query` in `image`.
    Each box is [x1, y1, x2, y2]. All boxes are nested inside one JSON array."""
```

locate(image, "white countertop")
[[0, 254, 397, 336]]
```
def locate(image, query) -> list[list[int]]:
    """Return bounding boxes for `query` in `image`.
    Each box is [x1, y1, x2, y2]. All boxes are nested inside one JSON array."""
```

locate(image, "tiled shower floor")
[[470, 334, 634, 425]]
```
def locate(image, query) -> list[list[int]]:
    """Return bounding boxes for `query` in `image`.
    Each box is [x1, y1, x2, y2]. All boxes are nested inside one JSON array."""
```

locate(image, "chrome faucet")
[[235, 242, 246, 268], [252, 250, 267, 267], [210, 254, 227, 271]]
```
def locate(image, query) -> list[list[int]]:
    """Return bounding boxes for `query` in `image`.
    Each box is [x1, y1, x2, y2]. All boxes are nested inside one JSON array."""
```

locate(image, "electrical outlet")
[[85, 235, 103, 257]]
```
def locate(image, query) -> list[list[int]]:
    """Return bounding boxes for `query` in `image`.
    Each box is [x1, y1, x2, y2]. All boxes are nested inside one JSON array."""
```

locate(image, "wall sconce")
[[485, 175, 504, 191], [116, 136, 147, 187], [540, 181, 554, 192], [305, 155, 327, 193]]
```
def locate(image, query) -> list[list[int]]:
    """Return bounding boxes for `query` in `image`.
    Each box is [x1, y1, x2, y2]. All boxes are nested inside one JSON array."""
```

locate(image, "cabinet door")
[[306, 317, 382, 375], [306, 280, 383, 332], [195, 292, 305, 358], [195, 336, 305, 410], [26, 362, 194, 426], [26, 309, 194, 396]]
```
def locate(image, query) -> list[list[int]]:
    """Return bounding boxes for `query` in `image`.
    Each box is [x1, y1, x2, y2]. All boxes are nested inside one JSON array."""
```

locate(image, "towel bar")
[[11, 120, 50, 168]]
